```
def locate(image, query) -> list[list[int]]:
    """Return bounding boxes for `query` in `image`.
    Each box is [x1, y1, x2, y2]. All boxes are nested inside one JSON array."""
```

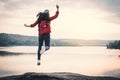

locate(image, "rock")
[[0, 72, 119, 80]]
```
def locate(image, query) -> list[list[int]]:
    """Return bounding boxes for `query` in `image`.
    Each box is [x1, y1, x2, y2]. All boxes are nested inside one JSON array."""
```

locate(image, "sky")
[[0, 0, 120, 40]]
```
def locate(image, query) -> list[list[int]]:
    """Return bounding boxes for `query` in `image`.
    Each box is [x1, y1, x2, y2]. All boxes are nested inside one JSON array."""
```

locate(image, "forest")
[[0, 33, 112, 47], [107, 40, 120, 49]]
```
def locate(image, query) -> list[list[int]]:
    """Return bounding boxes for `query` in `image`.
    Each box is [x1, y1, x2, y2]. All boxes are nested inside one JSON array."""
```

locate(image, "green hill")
[[107, 40, 120, 49], [0, 33, 112, 46], [0, 33, 37, 46]]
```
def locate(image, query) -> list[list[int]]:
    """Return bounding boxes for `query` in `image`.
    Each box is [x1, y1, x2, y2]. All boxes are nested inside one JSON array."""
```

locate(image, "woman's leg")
[[44, 33, 50, 51], [38, 35, 43, 60]]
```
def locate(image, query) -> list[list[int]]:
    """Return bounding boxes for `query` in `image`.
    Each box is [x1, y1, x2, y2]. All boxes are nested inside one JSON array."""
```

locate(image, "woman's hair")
[[37, 10, 50, 23]]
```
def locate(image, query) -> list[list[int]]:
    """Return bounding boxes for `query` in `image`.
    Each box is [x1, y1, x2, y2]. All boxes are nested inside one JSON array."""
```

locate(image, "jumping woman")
[[24, 5, 59, 65]]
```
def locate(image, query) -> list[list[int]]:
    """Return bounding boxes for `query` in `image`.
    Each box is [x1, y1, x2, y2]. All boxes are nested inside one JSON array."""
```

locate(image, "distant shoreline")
[[107, 40, 120, 49], [0, 33, 113, 47], [0, 51, 35, 56]]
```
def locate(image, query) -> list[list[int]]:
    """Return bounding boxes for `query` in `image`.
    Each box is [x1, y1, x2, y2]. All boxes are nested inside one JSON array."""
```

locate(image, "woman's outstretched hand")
[[56, 5, 59, 9], [24, 24, 30, 27], [56, 5, 59, 11]]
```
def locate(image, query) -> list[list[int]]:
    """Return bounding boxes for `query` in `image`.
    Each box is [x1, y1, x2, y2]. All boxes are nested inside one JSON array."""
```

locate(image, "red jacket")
[[30, 11, 59, 35]]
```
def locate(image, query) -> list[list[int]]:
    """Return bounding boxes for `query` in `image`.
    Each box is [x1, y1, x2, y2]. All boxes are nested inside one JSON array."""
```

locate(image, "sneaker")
[[45, 46, 50, 51], [37, 60, 41, 65], [37, 62, 40, 65], [40, 46, 45, 54]]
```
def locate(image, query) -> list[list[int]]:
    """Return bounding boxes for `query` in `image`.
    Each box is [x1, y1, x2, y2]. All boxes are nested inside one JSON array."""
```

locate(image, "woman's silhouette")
[[24, 5, 59, 65]]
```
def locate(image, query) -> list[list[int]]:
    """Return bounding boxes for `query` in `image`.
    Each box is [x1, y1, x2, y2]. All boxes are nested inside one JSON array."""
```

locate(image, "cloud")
[[87, 0, 120, 24], [103, 0, 120, 24], [0, 0, 120, 39], [62, 0, 120, 24], [1, 0, 120, 24], [0, 0, 56, 16]]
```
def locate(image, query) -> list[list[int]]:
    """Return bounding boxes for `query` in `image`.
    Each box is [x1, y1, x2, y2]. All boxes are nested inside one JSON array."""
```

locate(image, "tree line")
[[107, 40, 120, 49], [0, 33, 38, 46], [0, 33, 112, 47]]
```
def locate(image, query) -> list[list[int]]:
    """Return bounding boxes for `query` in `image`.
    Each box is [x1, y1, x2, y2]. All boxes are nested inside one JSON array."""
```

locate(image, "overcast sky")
[[0, 0, 120, 40]]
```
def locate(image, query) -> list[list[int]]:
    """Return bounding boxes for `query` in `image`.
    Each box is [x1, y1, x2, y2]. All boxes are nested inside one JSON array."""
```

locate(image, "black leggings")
[[37, 33, 50, 60]]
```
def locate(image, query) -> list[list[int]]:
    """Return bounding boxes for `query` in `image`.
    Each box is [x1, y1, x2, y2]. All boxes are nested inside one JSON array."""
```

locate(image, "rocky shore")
[[0, 72, 120, 80]]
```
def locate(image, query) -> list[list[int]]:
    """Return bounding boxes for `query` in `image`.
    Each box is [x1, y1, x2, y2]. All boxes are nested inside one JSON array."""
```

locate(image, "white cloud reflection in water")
[[0, 46, 120, 78]]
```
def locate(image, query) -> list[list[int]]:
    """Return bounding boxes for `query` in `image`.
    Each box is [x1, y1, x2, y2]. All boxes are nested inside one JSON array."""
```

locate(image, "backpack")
[[37, 12, 51, 35], [39, 20, 51, 35]]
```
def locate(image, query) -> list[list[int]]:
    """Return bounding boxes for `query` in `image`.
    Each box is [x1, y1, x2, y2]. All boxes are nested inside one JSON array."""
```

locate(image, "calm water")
[[0, 46, 120, 78]]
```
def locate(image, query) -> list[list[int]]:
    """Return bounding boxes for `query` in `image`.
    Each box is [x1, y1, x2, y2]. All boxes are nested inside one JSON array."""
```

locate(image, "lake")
[[0, 46, 120, 78]]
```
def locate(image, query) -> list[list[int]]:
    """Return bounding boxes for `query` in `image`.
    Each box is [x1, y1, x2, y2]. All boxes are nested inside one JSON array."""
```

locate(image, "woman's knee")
[[45, 46, 50, 51]]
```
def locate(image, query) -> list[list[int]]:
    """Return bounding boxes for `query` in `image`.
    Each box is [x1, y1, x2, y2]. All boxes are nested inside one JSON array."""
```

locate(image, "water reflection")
[[118, 55, 120, 58], [0, 46, 120, 78], [0, 51, 34, 56], [0, 70, 16, 77], [103, 69, 120, 78]]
